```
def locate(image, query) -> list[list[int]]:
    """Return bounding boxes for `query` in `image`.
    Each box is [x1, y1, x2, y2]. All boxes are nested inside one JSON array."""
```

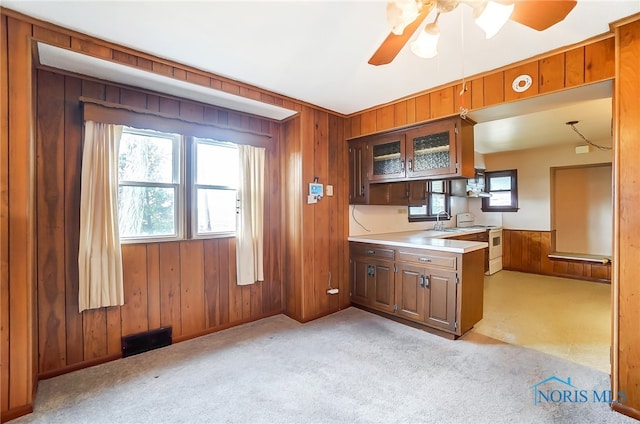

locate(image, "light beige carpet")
[[12, 307, 634, 423]]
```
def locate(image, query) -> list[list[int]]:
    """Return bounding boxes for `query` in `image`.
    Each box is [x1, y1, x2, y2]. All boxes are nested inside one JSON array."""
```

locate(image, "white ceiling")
[[4, 0, 635, 153]]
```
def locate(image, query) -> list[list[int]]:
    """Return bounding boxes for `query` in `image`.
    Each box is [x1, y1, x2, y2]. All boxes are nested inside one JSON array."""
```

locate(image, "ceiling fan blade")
[[509, 0, 577, 31], [368, 2, 436, 66]]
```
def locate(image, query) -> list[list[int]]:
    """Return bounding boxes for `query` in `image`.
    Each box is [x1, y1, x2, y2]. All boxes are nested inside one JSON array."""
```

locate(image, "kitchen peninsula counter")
[[348, 228, 488, 253]]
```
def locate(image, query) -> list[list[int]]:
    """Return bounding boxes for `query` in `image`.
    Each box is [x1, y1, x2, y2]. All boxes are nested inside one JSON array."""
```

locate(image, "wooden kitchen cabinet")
[[349, 116, 475, 192], [350, 244, 395, 313], [348, 138, 369, 204], [350, 241, 484, 338]]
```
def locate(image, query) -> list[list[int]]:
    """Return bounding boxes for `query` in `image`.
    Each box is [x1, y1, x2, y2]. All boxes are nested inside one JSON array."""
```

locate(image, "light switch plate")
[[326, 185, 334, 196]]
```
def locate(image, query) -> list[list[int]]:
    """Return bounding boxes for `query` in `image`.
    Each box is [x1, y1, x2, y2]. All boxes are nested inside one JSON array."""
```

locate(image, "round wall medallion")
[[512, 74, 533, 93]]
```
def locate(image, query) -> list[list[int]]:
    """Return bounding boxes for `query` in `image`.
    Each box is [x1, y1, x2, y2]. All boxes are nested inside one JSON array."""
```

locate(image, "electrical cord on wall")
[[566, 121, 612, 151], [351, 205, 371, 232]]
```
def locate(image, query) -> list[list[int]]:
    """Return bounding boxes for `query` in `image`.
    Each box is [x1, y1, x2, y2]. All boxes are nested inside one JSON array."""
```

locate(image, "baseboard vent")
[[121, 327, 172, 358]]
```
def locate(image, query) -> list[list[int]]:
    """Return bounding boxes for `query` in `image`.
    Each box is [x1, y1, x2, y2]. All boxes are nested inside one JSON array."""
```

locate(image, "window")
[[193, 138, 238, 237], [117, 127, 239, 241], [118, 128, 182, 240], [482, 169, 519, 212], [408, 180, 451, 222]]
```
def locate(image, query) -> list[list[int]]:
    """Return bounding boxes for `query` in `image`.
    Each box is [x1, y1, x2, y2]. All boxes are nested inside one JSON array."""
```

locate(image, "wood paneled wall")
[[502, 230, 611, 283], [345, 38, 615, 138], [613, 17, 640, 420], [284, 107, 350, 322], [2, 9, 350, 420], [1, 14, 37, 420], [34, 69, 284, 378]]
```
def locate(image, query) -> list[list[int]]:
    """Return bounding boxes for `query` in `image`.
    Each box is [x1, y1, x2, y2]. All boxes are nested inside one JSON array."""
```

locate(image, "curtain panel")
[[236, 145, 265, 285], [78, 121, 125, 312]]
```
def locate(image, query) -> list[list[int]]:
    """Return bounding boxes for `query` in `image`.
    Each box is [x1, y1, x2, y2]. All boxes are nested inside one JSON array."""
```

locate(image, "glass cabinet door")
[[406, 120, 457, 177], [369, 133, 406, 181]]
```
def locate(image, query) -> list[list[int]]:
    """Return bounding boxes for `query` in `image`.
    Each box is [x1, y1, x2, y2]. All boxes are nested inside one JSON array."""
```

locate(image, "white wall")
[[470, 143, 612, 231], [349, 196, 468, 236]]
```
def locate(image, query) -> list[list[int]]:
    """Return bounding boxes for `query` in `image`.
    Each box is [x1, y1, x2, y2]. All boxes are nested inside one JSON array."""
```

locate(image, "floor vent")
[[121, 327, 172, 358]]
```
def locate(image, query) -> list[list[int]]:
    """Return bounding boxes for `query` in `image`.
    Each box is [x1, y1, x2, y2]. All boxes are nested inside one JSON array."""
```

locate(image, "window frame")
[[190, 137, 239, 239], [408, 180, 452, 222], [482, 169, 519, 212], [118, 127, 185, 243]]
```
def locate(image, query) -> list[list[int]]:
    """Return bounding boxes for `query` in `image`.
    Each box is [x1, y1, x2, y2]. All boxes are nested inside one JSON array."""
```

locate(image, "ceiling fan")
[[369, 0, 578, 65]]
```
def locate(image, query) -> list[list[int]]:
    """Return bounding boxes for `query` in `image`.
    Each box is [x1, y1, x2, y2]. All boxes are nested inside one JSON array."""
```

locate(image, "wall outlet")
[[397, 208, 406, 214], [327, 288, 339, 295]]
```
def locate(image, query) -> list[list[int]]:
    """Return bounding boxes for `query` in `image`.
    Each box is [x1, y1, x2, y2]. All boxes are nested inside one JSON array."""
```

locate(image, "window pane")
[[196, 141, 238, 187], [430, 193, 446, 215], [490, 176, 511, 191], [197, 188, 236, 234], [431, 180, 444, 193], [119, 131, 176, 183], [489, 191, 513, 207], [409, 205, 427, 216], [118, 186, 175, 238]]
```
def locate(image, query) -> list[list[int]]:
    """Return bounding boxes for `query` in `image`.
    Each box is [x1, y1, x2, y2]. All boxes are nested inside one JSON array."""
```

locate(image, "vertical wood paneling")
[[585, 38, 615, 83], [406, 98, 416, 124], [82, 309, 107, 360], [470, 78, 484, 110], [119, 88, 146, 109], [120, 244, 149, 337], [376, 105, 394, 131], [430, 87, 454, 118], [360, 110, 377, 134], [313, 110, 330, 316], [539, 53, 565, 94], [63, 75, 84, 366], [146, 244, 161, 330], [615, 18, 640, 415], [565, 47, 585, 87], [503, 229, 611, 283], [7, 16, 35, 411], [203, 239, 220, 327], [483, 72, 504, 106], [218, 238, 231, 325], [0, 14, 10, 414], [179, 241, 205, 335], [159, 242, 182, 336], [36, 70, 66, 373], [394, 101, 407, 127], [228, 238, 243, 322], [415, 94, 430, 122]]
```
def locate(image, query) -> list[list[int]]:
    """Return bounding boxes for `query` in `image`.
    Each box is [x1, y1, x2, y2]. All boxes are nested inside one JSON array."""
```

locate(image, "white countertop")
[[348, 229, 488, 254]]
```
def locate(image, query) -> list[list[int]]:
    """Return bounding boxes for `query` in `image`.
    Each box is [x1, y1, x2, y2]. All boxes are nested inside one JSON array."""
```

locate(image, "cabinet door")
[[349, 140, 368, 204], [395, 264, 426, 322], [408, 180, 427, 205], [369, 133, 406, 182], [350, 258, 370, 305], [350, 258, 394, 312], [406, 119, 457, 178], [369, 261, 395, 312], [424, 270, 458, 332], [387, 182, 410, 205]]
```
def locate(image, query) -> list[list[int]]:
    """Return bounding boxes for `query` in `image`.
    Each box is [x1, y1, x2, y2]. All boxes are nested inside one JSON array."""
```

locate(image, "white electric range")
[[456, 213, 503, 275]]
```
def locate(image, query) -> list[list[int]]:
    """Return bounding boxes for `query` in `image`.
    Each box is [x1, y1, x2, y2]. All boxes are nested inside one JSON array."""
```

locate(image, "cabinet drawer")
[[350, 243, 395, 260], [396, 251, 457, 270]]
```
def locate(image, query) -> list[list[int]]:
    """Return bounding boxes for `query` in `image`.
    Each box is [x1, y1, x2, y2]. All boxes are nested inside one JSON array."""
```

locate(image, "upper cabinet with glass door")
[[365, 116, 475, 183], [405, 119, 459, 178], [368, 132, 407, 182]]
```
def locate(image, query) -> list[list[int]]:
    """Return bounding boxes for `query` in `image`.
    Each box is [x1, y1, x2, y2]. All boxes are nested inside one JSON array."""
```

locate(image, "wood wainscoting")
[[34, 69, 284, 378], [502, 229, 611, 283]]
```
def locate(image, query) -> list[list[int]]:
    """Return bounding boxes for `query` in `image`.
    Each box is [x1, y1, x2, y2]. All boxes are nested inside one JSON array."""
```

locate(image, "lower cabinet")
[[350, 242, 484, 338]]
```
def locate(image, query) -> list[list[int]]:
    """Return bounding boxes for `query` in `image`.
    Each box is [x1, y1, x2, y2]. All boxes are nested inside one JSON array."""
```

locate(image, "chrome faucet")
[[433, 210, 451, 231]]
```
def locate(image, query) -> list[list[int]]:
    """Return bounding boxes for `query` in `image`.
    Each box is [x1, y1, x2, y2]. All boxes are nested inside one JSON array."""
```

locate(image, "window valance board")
[[80, 97, 274, 149]]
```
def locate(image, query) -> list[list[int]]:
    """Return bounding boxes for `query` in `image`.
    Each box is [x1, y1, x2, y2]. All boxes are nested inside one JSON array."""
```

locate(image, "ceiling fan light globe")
[[410, 23, 440, 58], [387, 0, 421, 35], [474, 1, 514, 39]]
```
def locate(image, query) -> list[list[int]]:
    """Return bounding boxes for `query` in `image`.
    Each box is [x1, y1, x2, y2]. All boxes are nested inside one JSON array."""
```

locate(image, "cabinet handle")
[[360, 186, 365, 196], [367, 250, 375, 255], [400, 159, 404, 169], [424, 275, 430, 288], [418, 257, 432, 263], [419, 275, 425, 288], [367, 265, 375, 277], [408, 159, 413, 171]]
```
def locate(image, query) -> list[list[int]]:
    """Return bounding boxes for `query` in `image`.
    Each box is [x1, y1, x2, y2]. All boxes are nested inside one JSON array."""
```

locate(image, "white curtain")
[[78, 121, 124, 312], [236, 144, 265, 285]]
